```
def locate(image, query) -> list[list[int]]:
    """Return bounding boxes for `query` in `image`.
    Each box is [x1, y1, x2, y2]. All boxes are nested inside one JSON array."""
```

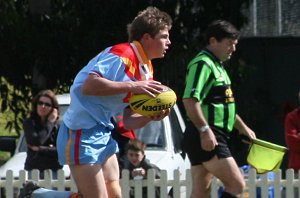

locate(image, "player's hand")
[[239, 128, 256, 141], [149, 108, 170, 121], [200, 129, 218, 151], [131, 80, 163, 97]]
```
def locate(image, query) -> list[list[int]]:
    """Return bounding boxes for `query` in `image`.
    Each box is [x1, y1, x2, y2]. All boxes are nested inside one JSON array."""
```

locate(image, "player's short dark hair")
[[127, 6, 172, 42], [204, 20, 240, 45]]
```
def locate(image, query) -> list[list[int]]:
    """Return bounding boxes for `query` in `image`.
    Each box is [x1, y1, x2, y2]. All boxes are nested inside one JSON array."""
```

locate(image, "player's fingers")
[[164, 108, 170, 115], [147, 80, 162, 85], [149, 109, 168, 120]]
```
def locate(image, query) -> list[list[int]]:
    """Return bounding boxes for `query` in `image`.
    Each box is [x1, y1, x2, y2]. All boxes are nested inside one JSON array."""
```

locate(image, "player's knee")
[[223, 178, 245, 195], [106, 180, 122, 198], [236, 179, 245, 193]]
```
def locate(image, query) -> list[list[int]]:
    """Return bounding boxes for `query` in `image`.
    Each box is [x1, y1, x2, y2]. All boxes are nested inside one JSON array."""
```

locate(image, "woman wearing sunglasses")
[[23, 89, 62, 178]]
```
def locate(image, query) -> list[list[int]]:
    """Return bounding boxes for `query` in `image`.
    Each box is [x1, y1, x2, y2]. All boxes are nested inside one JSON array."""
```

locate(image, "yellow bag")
[[247, 138, 287, 174]]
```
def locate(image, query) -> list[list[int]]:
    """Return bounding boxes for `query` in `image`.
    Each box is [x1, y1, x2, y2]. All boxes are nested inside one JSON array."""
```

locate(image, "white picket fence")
[[0, 168, 300, 198]]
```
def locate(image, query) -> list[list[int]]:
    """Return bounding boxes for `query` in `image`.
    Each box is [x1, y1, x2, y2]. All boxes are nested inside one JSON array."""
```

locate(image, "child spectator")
[[122, 138, 161, 198]]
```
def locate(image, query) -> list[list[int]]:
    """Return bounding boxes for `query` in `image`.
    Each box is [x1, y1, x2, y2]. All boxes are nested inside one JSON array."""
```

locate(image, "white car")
[[0, 93, 190, 195]]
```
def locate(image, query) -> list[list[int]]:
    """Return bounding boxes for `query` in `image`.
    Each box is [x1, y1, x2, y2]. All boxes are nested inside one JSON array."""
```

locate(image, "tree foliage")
[[0, 0, 249, 134]]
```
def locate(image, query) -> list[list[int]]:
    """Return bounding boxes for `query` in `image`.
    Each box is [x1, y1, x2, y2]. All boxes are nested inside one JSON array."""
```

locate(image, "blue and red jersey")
[[63, 41, 153, 130]]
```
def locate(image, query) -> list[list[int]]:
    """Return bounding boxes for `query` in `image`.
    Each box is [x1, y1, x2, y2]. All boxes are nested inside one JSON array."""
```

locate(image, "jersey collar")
[[203, 48, 222, 64], [131, 41, 153, 74]]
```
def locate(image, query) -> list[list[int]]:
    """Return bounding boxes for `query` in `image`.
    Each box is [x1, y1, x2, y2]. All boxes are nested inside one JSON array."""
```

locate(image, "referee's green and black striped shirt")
[[183, 49, 236, 132]]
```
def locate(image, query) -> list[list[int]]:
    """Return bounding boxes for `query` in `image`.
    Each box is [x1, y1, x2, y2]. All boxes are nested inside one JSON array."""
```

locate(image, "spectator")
[[122, 138, 161, 198], [285, 90, 300, 171], [23, 89, 62, 178]]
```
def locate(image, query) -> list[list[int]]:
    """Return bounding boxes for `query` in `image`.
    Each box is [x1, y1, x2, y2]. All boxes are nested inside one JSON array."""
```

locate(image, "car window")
[[135, 120, 166, 149], [59, 104, 69, 121], [18, 135, 27, 152]]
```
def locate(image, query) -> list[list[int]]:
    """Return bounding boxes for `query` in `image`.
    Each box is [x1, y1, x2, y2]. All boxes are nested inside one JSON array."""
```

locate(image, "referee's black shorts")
[[182, 121, 232, 166]]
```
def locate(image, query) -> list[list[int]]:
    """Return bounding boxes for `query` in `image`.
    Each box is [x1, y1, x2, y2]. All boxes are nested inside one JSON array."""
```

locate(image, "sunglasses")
[[37, 101, 52, 108]]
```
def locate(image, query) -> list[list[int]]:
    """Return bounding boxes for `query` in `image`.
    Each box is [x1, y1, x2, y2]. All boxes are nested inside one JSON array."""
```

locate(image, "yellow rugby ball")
[[129, 85, 177, 116]]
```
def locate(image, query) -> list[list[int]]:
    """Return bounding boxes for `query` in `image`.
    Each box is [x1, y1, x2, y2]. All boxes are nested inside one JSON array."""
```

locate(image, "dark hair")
[[127, 6, 172, 42], [125, 139, 146, 154], [204, 20, 240, 45], [30, 89, 60, 121]]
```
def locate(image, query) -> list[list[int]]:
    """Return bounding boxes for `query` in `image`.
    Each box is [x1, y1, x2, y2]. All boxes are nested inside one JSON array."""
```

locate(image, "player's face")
[[214, 38, 238, 62], [145, 28, 171, 60]]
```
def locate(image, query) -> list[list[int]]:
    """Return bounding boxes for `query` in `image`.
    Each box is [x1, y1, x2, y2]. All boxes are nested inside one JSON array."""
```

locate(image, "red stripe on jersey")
[[74, 129, 82, 165], [110, 43, 141, 80]]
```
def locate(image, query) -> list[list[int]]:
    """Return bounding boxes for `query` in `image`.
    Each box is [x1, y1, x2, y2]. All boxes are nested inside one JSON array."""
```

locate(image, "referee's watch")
[[197, 125, 210, 133]]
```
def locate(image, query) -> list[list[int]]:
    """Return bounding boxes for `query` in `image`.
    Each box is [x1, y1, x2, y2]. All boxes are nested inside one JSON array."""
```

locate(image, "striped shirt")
[[183, 49, 236, 132]]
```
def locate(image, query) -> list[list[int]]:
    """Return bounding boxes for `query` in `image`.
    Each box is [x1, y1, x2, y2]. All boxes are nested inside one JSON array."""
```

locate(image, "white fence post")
[[146, 169, 156, 198], [248, 168, 257, 198], [120, 169, 130, 198], [2, 168, 300, 197], [4, 170, 13, 198], [172, 169, 181, 198], [159, 170, 169, 198], [286, 169, 295, 197], [274, 169, 282, 197]]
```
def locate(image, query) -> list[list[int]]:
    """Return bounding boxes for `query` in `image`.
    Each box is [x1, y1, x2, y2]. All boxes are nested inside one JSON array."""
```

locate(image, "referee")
[[182, 20, 256, 198]]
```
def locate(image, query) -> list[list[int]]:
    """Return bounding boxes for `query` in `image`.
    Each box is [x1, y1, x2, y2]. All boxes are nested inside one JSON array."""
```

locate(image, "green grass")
[[0, 110, 17, 135], [0, 111, 18, 165]]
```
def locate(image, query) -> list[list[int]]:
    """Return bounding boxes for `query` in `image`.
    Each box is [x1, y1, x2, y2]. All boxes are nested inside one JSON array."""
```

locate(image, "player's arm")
[[123, 107, 152, 129], [234, 114, 256, 140], [82, 74, 134, 96], [82, 74, 162, 96], [122, 107, 169, 130], [183, 97, 218, 151], [183, 98, 207, 128]]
